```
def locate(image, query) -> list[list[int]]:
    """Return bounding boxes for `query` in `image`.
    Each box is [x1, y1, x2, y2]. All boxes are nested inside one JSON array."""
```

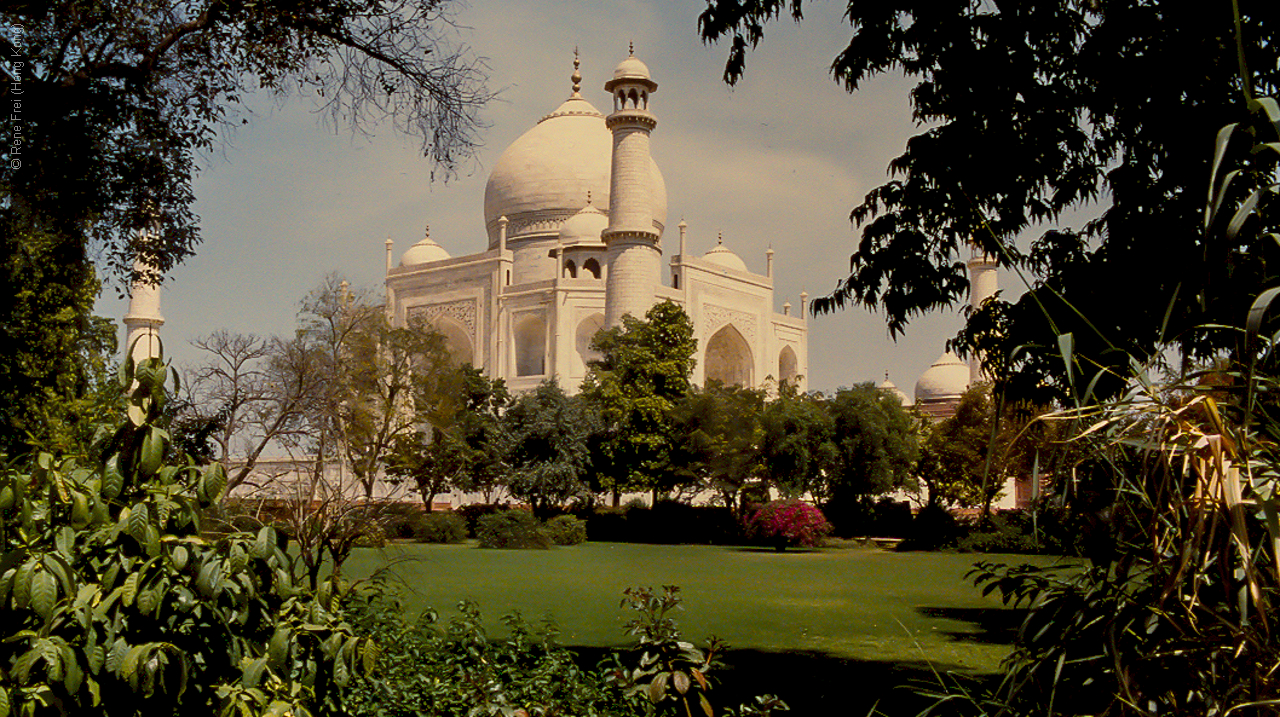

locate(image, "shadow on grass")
[[570, 645, 999, 716], [915, 605, 1025, 645]]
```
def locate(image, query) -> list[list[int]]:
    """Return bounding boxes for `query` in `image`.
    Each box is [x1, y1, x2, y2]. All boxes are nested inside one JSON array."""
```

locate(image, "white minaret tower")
[[602, 45, 661, 328], [966, 245, 999, 382], [123, 257, 164, 365]]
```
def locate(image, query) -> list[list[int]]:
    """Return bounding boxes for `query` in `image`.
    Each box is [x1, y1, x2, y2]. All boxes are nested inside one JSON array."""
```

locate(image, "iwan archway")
[[704, 324, 753, 387]]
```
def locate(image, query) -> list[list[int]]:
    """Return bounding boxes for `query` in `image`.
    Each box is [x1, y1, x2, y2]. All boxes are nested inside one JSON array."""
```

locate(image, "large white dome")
[[915, 352, 970, 402], [482, 95, 667, 248]]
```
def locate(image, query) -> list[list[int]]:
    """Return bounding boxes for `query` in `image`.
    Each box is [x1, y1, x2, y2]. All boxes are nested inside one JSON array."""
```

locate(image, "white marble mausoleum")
[[384, 50, 808, 394]]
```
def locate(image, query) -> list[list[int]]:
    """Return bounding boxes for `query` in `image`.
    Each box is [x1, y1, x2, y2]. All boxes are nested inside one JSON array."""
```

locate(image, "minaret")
[[966, 245, 999, 382], [602, 45, 660, 328], [123, 258, 164, 365]]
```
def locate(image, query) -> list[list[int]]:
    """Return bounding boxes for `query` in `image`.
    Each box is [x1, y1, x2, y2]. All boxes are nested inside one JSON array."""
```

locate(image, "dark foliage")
[[698, 0, 1280, 402]]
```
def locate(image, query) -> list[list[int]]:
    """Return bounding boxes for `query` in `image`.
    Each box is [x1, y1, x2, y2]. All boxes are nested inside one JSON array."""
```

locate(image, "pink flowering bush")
[[745, 500, 832, 551]]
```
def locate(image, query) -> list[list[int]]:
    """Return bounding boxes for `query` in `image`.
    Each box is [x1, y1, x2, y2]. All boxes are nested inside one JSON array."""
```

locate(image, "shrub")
[[353, 525, 388, 548], [745, 500, 832, 551], [899, 503, 962, 550], [381, 503, 426, 540], [542, 515, 587, 545], [413, 511, 468, 544], [456, 502, 507, 537], [476, 510, 551, 549]]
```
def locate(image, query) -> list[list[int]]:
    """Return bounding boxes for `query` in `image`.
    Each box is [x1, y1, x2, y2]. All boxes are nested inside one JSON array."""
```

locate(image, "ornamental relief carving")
[[702, 304, 757, 344], [407, 299, 478, 339]]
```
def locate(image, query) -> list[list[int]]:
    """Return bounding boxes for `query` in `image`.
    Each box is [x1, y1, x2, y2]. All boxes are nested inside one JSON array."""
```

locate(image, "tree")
[[181, 330, 319, 491], [2, 0, 489, 280], [917, 384, 1003, 511], [758, 383, 836, 500], [0, 227, 117, 456], [824, 383, 919, 507], [446, 367, 512, 503], [698, 0, 1280, 402], [502, 380, 596, 516], [668, 382, 765, 508], [582, 301, 697, 503], [0, 1, 490, 453], [294, 275, 453, 501]]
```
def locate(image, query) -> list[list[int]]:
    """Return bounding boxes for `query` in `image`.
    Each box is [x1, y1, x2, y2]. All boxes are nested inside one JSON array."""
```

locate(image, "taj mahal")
[[382, 50, 809, 394]]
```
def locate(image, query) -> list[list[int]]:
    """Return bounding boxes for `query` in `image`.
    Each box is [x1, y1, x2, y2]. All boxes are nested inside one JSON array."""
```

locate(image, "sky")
[[97, 0, 1002, 395]]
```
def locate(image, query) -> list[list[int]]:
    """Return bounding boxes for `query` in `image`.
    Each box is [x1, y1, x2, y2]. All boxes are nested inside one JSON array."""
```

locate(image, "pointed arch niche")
[[514, 314, 547, 377], [778, 345, 798, 388], [433, 317, 474, 368], [574, 313, 605, 376], [704, 324, 753, 387]]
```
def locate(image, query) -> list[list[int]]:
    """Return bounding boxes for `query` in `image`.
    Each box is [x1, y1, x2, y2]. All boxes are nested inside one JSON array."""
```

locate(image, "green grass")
[[345, 541, 1063, 674]]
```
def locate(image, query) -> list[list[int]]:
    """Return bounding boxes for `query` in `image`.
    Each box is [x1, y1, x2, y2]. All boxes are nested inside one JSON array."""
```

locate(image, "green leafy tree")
[[0, 0, 489, 454], [0, 354, 373, 716], [669, 383, 765, 508], [442, 366, 511, 503], [503, 381, 596, 516], [294, 275, 453, 501], [2, 0, 488, 279], [0, 228, 118, 456], [917, 384, 1003, 511], [698, 0, 1280, 402], [758, 383, 836, 500], [824, 383, 919, 508], [582, 301, 697, 503]]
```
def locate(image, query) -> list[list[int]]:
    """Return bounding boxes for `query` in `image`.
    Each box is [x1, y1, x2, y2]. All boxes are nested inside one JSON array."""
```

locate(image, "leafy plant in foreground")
[[0, 355, 373, 716]]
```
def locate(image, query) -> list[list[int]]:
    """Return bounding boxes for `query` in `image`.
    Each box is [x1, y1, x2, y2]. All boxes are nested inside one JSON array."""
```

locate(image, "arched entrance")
[[704, 325, 753, 387]]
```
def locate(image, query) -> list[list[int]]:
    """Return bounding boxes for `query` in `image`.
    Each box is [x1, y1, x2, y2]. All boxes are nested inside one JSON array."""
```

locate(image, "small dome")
[[400, 228, 450, 266], [559, 202, 608, 245], [915, 352, 970, 402], [702, 236, 748, 272], [879, 378, 911, 406], [612, 55, 651, 83]]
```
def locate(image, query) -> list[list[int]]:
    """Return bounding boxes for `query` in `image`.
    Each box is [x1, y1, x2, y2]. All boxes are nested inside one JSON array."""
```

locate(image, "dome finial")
[[586, 190, 592, 206], [717, 230, 723, 246], [571, 47, 582, 97], [424, 224, 430, 239], [629, 41, 634, 56]]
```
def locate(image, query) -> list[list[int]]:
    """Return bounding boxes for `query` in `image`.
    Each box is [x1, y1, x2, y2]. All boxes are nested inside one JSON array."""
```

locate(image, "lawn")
[[345, 542, 1065, 714]]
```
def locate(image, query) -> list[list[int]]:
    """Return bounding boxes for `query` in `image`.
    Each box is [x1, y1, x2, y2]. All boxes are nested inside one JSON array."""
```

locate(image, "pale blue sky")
[[99, 0, 997, 394]]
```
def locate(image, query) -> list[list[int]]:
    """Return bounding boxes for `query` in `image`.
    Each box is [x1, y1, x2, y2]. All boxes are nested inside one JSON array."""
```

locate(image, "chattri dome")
[[915, 352, 970, 402], [482, 92, 666, 248], [702, 236, 748, 273], [610, 55, 652, 84], [400, 227, 450, 266], [879, 377, 911, 406], [558, 201, 609, 245]]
